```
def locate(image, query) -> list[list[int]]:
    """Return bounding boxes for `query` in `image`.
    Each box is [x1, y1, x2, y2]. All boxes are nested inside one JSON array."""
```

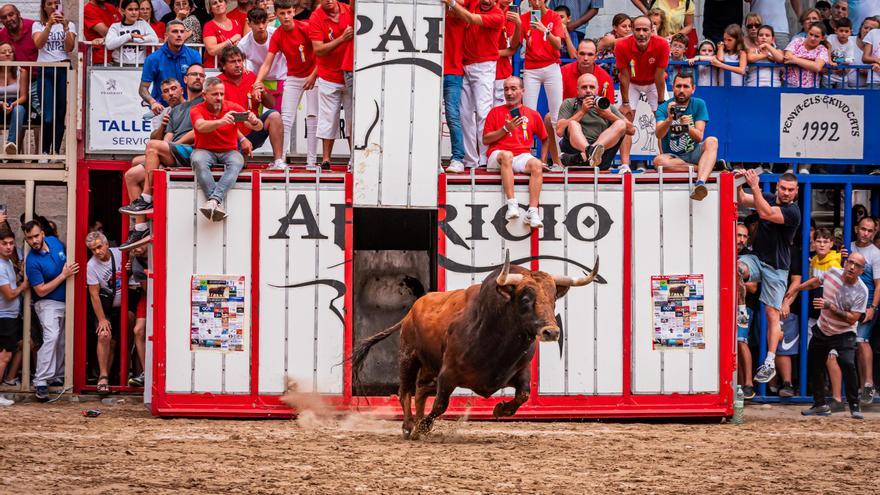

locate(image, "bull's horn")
[[496, 249, 523, 286], [554, 257, 600, 287]]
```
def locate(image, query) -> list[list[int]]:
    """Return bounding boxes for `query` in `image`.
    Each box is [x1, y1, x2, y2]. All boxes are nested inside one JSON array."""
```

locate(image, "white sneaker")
[[268, 160, 288, 171], [199, 199, 219, 220], [616, 164, 632, 174], [0, 395, 13, 406], [798, 164, 811, 175], [548, 163, 564, 173], [446, 160, 465, 173], [4, 142, 16, 155], [505, 205, 520, 220], [525, 209, 543, 229]]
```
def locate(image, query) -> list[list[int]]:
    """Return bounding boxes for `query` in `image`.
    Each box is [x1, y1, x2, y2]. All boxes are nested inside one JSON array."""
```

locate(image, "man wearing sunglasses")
[[784, 253, 869, 419]]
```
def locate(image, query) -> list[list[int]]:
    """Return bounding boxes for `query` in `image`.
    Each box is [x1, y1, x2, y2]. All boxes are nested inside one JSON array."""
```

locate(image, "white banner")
[[88, 69, 154, 152], [779, 93, 864, 160]]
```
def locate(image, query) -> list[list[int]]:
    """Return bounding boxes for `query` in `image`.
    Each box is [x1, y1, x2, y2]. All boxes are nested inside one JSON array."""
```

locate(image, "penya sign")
[[779, 93, 864, 160]]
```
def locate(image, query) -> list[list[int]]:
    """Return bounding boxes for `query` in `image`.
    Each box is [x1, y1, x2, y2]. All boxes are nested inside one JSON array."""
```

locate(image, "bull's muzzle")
[[539, 326, 561, 342]]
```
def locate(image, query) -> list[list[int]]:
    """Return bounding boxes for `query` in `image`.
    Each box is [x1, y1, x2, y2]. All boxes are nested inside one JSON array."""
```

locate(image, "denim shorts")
[[856, 318, 875, 343], [664, 145, 703, 165], [739, 254, 789, 310], [737, 306, 753, 343]]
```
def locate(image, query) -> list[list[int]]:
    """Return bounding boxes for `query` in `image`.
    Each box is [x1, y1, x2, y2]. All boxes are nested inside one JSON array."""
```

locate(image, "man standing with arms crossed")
[[736, 170, 801, 385]]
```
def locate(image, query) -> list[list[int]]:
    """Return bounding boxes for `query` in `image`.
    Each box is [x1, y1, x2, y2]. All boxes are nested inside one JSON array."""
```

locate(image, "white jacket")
[[105, 20, 159, 65]]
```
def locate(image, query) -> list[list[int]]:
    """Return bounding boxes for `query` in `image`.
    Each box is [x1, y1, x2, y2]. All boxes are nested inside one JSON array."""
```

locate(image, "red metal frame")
[[146, 171, 736, 418]]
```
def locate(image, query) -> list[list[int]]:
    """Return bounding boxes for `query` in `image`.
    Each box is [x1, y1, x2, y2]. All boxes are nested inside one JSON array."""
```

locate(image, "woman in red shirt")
[[203, 0, 244, 68], [139, 0, 165, 40], [520, 0, 565, 140]]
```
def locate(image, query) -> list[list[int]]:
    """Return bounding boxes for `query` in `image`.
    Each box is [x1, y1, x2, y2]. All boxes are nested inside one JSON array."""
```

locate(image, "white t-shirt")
[[750, 0, 790, 35], [105, 20, 159, 65], [87, 248, 123, 308], [32, 21, 76, 62], [238, 28, 288, 82], [745, 47, 784, 87], [828, 35, 860, 86], [0, 257, 20, 318], [722, 52, 744, 87], [864, 29, 880, 75]]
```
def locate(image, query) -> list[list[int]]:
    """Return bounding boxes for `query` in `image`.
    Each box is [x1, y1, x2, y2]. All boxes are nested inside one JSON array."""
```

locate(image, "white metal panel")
[[258, 188, 289, 394], [351, 1, 384, 206], [192, 187, 224, 394], [315, 184, 346, 394], [692, 191, 720, 393], [164, 187, 196, 393], [632, 187, 662, 394], [221, 189, 252, 394], [659, 186, 693, 394]]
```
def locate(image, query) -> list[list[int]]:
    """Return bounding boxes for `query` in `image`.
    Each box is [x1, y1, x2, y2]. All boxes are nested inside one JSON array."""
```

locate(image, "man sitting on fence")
[[119, 64, 206, 250], [555, 72, 629, 169], [785, 252, 868, 419], [483, 76, 548, 229], [140, 19, 202, 115], [189, 76, 262, 221], [653, 72, 720, 202]]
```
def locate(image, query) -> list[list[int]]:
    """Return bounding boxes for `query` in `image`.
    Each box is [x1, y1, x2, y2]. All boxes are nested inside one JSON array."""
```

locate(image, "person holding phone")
[[483, 76, 548, 229], [189, 76, 263, 221]]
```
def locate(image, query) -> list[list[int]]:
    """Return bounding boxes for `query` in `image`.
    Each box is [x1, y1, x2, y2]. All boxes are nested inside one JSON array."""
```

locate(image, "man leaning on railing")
[[139, 20, 202, 115]]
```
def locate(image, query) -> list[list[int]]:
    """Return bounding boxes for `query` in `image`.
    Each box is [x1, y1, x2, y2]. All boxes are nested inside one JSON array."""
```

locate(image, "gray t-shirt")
[[87, 248, 123, 309], [0, 257, 20, 318], [167, 96, 204, 142], [557, 97, 624, 143]]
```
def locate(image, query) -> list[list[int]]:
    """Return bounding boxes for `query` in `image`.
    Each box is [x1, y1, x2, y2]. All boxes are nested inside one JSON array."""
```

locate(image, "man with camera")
[[190, 77, 263, 221], [555, 73, 631, 169], [653, 72, 719, 201]]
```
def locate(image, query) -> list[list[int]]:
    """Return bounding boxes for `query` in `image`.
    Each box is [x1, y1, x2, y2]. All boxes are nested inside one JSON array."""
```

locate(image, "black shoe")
[[801, 404, 831, 416], [560, 152, 585, 167], [320, 161, 331, 171], [120, 227, 152, 251], [741, 385, 756, 400], [826, 399, 845, 412], [778, 383, 795, 398], [850, 406, 865, 420], [128, 373, 145, 387], [48, 378, 64, 387], [35, 385, 49, 402], [119, 196, 154, 215]]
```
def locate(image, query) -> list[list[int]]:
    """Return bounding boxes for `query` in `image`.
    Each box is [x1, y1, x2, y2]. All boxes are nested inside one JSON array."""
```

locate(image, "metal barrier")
[[750, 173, 880, 404]]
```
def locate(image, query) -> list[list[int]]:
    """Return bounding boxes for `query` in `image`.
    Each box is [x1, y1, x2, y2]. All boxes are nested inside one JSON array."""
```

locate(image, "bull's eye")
[[519, 290, 534, 310]]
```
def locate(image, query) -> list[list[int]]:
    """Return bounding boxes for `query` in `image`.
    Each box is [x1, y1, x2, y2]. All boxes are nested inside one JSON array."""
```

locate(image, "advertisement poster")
[[190, 275, 247, 352], [652, 274, 705, 350]]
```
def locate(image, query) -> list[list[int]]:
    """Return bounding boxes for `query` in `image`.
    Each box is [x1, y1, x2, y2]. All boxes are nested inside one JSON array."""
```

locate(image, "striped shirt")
[[816, 268, 868, 336]]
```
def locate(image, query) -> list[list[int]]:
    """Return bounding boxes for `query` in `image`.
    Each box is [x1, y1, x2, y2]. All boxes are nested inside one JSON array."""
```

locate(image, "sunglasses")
[[746, 23, 761, 29]]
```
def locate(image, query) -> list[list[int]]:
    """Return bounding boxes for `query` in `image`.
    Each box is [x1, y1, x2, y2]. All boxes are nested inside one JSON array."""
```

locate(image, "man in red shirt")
[[614, 15, 668, 172], [255, 0, 318, 170], [190, 77, 263, 220], [483, 76, 548, 229], [0, 5, 38, 61], [309, 0, 354, 170], [227, 0, 255, 28], [493, 0, 521, 106], [84, 0, 122, 64], [444, 0, 505, 172], [217, 45, 286, 169]]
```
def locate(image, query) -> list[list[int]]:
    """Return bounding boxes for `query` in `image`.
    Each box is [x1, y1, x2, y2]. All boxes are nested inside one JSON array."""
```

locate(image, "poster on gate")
[[190, 275, 247, 352], [630, 91, 660, 156], [651, 274, 705, 350], [779, 93, 864, 160], [88, 69, 155, 152]]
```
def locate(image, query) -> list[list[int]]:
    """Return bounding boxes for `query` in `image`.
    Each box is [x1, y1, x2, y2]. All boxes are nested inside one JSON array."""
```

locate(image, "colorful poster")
[[190, 275, 247, 352], [652, 274, 705, 350]]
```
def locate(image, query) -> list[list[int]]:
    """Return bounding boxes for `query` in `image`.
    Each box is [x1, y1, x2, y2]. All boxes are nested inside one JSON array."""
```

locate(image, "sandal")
[[97, 376, 110, 395]]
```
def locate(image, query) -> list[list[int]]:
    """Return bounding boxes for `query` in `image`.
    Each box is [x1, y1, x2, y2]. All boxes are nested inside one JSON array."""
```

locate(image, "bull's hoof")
[[402, 426, 412, 440], [409, 419, 432, 440], [493, 402, 512, 418]]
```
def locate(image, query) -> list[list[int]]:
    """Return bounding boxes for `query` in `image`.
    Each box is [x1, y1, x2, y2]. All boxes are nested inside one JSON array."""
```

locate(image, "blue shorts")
[[776, 313, 800, 356], [856, 318, 875, 343], [737, 306, 753, 343], [170, 143, 193, 167], [662, 145, 703, 165], [738, 254, 789, 310], [244, 110, 277, 150]]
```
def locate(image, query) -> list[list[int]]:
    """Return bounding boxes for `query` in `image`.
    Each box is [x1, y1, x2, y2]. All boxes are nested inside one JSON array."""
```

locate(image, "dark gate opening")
[[352, 208, 437, 396]]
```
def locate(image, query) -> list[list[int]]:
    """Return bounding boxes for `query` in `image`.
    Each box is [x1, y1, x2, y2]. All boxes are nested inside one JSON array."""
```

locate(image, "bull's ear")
[[555, 285, 570, 299], [496, 284, 515, 301]]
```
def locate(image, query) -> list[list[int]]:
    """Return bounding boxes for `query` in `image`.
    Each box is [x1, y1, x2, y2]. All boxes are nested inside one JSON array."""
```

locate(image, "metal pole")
[[21, 180, 35, 392], [798, 181, 812, 397]]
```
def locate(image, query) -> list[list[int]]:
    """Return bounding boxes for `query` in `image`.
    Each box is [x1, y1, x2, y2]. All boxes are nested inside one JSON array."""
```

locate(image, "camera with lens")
[[669, 105, 687, 134], [575, 95, 611, 111]]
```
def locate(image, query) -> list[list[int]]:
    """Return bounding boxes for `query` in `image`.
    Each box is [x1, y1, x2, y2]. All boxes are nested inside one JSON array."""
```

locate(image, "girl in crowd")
[[784, 22, 829, 88], [716, 24, 747, 86], [140, 0, 165, 40], [0, 42, 29, 155], [856, 16, 880, 86], [203, 0, 244, 68], [746, 25, 784, 88], [648, 7, 667, 37], [520, 0, 565, 141], [794, 8, 822, 39], [743, 12, 763, 50], [106, 0, 159, 66], [632, 0, 694, 37], [597, 13, 631, 60], [173, 0, 203, 43], [688, 39, 719, 86], [33, 0, 76, 154]]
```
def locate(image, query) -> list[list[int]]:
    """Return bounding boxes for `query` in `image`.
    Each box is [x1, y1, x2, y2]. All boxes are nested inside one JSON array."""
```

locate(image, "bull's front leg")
[[410, 373, 454, 441], [493, 369, 530, 418]]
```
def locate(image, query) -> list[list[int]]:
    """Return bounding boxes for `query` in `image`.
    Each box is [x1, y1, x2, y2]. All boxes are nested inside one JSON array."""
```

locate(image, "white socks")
[[765, 352, 776, 366], [141, 193, 152, 203]]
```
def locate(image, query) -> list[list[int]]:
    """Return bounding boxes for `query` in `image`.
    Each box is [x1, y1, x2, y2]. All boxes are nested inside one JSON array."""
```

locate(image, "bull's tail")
[[350, 322, 403, 380]]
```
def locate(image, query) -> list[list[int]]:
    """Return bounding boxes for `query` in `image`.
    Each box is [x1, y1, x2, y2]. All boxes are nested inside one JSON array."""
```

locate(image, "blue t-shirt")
[[25, 236, 68, 303], [0, 257, 20, 318], [549, 0, 603, 35], [141, 44, 202, 105], [655, 96, 709, 155]]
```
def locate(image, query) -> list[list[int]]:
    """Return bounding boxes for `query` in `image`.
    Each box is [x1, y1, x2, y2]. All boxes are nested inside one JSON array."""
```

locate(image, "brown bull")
[[351, 251, 599, 439]]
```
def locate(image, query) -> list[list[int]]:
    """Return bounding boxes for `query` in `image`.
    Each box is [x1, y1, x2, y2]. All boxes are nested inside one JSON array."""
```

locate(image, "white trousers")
[[461, 61, 496, 167], [523, 64, 563, 127], [628, 82, 663, 112], [493, 79, 505, 107], [281, 75, 319, 165], [316, 77, 353, 140], [34, 299, 65, 387]]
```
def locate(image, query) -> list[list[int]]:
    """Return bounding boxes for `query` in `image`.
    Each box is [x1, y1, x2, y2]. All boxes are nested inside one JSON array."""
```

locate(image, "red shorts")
[[136, 293, 147, 319]]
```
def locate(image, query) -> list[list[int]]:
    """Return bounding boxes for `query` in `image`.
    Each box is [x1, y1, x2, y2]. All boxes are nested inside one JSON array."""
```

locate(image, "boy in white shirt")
[[238, 7, 288, 110], [0, 228, 28, 405], [827, 17, 859, 87]]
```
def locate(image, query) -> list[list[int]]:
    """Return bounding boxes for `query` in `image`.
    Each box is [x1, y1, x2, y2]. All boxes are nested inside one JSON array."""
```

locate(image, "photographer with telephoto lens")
[[555, 72, 632, 169]]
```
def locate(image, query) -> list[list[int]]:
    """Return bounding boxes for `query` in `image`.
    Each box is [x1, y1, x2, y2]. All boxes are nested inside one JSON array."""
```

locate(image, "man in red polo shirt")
[[444, 0, 505, 172], [217, 45, 286, 169], [0, 5, 38, 61], [614, 15, 668, 173], [493, 0, 521, 106], [483, 76, 548, 229], [84, 0, 122, 64], [309, 0, 354, 170], [190, 76, 263, 221]]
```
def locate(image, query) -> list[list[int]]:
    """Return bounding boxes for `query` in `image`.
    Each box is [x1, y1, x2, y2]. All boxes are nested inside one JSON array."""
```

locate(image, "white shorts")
[[628, 82, 664, 112], [487, 150, 536, 173], [316, 77, 352, 140]]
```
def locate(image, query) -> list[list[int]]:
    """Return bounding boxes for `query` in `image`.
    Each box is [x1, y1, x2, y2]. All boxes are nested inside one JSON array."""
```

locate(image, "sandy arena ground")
[[2, 400, 879, 494]]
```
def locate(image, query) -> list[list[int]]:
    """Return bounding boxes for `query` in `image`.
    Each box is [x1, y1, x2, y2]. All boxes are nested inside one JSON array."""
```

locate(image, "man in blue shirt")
[[549, 0, 601, 45], [654, 72, 720, 202], [139, 19, 202, 116], [23, 220, 78, 401]]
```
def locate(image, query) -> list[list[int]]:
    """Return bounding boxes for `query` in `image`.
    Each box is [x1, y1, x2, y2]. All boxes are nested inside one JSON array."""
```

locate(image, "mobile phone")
[[232, 111, 250, 122], [509, 107, 520, 119], [55, 4, 63, 14], [531, 9, 541, 21]]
